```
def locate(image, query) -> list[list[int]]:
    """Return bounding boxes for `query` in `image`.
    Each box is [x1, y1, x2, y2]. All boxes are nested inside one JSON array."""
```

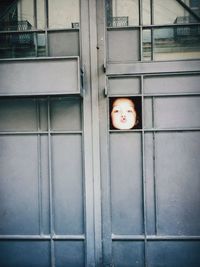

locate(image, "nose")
[[121, 112, 126, 118], [121, 110, 126, 116]]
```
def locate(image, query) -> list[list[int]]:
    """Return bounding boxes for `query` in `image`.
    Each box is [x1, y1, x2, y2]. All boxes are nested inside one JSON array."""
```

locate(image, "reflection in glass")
[[37, 33, 46, 57], [0, 32, 47, 58], [48, 0, 80, 29], [0, 32, 35, 58], [106, 0, 139, 27], [154, 0, 198, 25], [0, 0, 34, 31], [143, 29, 152, 60], [153, 26, 200, 60]]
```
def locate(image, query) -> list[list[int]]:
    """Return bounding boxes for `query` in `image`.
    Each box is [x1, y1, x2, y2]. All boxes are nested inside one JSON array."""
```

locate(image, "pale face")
[[111, 98, 137, 130]]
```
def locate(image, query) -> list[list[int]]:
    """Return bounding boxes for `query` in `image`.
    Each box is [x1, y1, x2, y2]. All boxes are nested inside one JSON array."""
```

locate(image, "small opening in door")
[[109, 97, 142, 130]]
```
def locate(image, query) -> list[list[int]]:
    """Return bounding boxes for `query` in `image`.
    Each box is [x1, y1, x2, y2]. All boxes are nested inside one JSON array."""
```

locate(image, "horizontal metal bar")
[[147, 235, 200, 241], [0, 235, 85, 241], [47, 28, 79, 33], [143, 23, 200, 28], [0, 131, 82, 135], [0, 56, 79, 63], [112, 234, 200, 241], [109, 129, 143, 133], [143, 93, 200, 97], [107, 23, 200, 31], [0, 29, 46, 34], [109, 128, 200, 133], [112, 234, 145, 241], [0, 131, 48, 135], [107, 93, 200, 98], [50, 131, 83, 134], [0, 28, 79, 34], [108, 94, 142, 97], [0, 235, 51, 240], [144, 128, 200, 132], [108, 71, 200, 78], [52, 235, 85, 240]]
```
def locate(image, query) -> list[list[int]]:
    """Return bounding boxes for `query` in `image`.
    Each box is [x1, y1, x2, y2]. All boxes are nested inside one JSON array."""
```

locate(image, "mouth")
[[120, 118, 127, 123]]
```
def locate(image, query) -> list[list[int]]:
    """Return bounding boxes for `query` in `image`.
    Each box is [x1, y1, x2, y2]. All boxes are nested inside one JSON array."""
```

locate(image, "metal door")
[[97, 0, 200, 266]]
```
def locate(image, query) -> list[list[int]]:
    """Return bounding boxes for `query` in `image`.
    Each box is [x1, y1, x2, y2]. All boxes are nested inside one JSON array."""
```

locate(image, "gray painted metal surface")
[[48, 31, 80, 57], [0, 57, 80, 96], [0, 0, 200, 266]]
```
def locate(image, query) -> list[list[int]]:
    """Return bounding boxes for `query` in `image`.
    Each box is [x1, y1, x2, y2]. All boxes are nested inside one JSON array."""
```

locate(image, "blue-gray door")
[[99, 0, 200, 266], [0, 97, 86, 267]]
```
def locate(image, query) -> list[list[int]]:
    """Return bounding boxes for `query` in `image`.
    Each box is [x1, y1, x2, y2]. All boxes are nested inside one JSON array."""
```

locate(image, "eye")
[[113, 109, 119, 113], [127, 109, 133, 113]]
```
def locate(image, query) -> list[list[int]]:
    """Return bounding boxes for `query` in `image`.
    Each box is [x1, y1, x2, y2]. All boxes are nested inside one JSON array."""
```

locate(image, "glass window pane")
[[0, 0, 34, 31], [153, 26, 200, 60], [143, 29, 152, 60], [190, 0, 200, 17], [106, 0, 139, 27], [37, 33, 46, 57], [0, 32, 47, 59], [48, 0, 80, 29], [154, 0, 198, 25], [0, 32, 36, 58]]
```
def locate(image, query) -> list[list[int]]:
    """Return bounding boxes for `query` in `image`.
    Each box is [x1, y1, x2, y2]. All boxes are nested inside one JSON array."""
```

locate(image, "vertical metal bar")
[[139, 0, 143, 61], [78, 0, 82, 64], [33, 0, 37, 57], [139, 0, 143, 25], [150, 0, 154, 25], [81, 0, 95, 265], [36, 98, 43, 235], [150, 0, 154, 61], [47, 97, 55, 267], [45, 30, 49, 56], [96, 0, 113, 265], [141, 75, 148, 267], [107, 97, 114, 267], [139, 26, 143, 62], [45, 0, 49, 29], [34, 32, 38, 57], [34, 0, 37, 29], [45, 0, 49, 56], [152, 96, 158, 235], [89, 0, 103, 265]]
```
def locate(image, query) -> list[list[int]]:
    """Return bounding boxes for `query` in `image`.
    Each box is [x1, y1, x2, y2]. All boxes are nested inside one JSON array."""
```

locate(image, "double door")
[[0, 0, 200, 266]]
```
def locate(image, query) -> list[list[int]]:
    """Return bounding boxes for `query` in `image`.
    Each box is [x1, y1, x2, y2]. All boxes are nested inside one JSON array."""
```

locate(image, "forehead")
[[112, 98, 134, 107]]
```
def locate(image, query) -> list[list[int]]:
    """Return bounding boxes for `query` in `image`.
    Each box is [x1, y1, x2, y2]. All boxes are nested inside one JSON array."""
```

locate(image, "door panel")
[[110, 133, 143, 235], [0, 135, 39, 235], [0, 97, 85, 266], [52, 134, 84, 235], [155, 132, 200, 235]]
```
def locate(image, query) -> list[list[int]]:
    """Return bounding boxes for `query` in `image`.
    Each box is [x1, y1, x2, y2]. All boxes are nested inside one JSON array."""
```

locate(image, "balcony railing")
[[0, 20, 32, 31], [107, 16, 129, 27], [174, 16, 200, 41]]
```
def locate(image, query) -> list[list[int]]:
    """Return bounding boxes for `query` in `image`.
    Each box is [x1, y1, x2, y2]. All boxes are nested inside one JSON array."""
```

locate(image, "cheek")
[[111, 113, 120, 122], [127, 112, 137, 125]]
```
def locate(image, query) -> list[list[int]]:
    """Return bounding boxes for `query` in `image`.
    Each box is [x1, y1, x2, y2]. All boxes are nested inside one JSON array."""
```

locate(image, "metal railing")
[[107, 16, 129, 27], [0, 20, 32, 31]]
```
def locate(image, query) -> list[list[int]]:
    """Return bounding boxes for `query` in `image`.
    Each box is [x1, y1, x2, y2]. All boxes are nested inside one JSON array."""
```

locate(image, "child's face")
[[111, 98, 137, 130]]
